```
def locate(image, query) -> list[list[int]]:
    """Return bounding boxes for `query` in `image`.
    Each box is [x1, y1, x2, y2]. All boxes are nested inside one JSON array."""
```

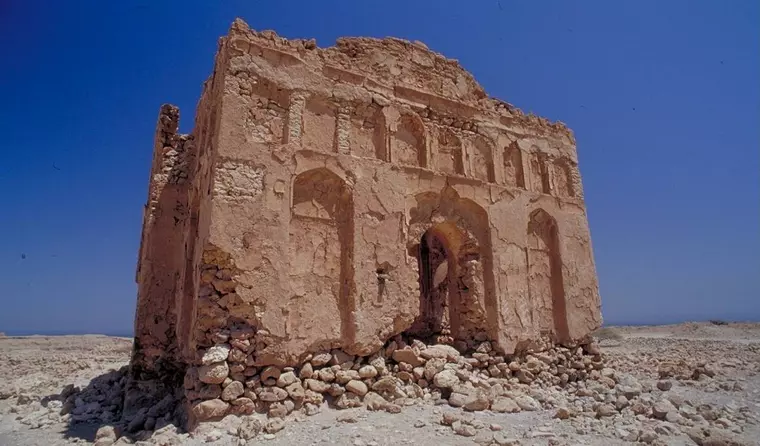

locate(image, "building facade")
[[126, 19, 602, 418]]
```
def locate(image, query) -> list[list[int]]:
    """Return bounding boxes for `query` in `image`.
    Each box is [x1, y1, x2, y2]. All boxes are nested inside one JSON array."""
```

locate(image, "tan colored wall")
[[173, 19, 601, 370]]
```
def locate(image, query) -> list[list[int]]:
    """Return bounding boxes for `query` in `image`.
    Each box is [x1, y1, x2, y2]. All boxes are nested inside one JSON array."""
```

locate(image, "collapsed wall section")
[[126, 105, 195, 415]]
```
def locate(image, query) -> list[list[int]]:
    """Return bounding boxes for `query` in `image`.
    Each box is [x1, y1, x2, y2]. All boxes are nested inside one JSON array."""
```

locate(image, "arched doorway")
[[408, 221, 482, 343]]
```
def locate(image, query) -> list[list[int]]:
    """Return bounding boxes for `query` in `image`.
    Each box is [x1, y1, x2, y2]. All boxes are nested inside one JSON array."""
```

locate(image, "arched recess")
[[529, 150, 551, 194], [503, 142, 525, 189], [470, 136, 496, 183], [436, 128, 464, 176], [350, 102, 387, 161], [392, 113, 427, 168], [526, 209, 569, 343], [553, 158, 576, 198], [405, 189, 497, 343], [288, 168, 355, 347]]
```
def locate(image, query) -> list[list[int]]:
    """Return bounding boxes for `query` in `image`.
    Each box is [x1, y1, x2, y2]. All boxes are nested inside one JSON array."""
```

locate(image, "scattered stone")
[[237, 416, 262, 440], [392, 349, 425, 367], [463, 392, 490, 411], [513, 395, 541, 411], [358, 365, 378, 379], [363, 392, 390, 411], [473, 431, 494, 445], [299, 362, 313, 379], [491, 397, 521, 413], [202, 344, 231, 365], [311, 352, 332, 367], [451, 420, 477, 437], [653, 399, 677, 420], [433, 369, 459, 389], [199, 362, 229, 384], [440, 411, 461, 426], [264, 418, 285, 434], [346, 380, 369, 396], [191, 399, 229, 421], [258, 387, 288, 402], [221, 381, 244, 401], [260, 366, 281, 384], [420, 345, 460, 360], [639, 429, 658, 444], [94, 425, 118, 445], [492, 432, 521, 446], [337, 412, 358, 423], [596, 403, 617, 418], [276, 371, 298, 387]]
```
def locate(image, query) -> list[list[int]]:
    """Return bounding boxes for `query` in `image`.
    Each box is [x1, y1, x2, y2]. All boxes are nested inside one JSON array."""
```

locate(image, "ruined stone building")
[[126, 19, 601, 421]]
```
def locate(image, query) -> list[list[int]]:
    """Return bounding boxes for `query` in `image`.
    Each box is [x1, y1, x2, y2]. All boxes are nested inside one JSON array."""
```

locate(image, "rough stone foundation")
[[185, 334, 602, 427]]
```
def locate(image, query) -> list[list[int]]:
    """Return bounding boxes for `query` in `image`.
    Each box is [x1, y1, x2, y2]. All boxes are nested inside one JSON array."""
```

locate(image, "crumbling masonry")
[[126, 19, 602, 426]]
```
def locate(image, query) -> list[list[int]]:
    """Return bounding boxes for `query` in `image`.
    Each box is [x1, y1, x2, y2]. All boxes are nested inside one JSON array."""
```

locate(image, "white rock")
[[420, 345, 460, 360], [311, 352, 332, 367], [221, 381, 244, 401], [358, 365, 378, 378], [433, 369, 459, 389], [653, 399, 677, 420], [513, 395, 541, 411], [199, 362, 229, 384], [276, 371, 298, 387], [202, 344, 231, 365], [346, 380, 369, 396], [491, 397, 521, 413]]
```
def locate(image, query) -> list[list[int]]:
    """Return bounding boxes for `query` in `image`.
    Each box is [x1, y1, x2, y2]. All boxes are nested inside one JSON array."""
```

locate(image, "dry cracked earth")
[[1, 322, 758, 446]]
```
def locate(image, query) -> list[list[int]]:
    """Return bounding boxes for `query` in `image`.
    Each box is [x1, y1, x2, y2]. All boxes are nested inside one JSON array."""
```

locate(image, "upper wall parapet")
[[225, 18, 575, 146]]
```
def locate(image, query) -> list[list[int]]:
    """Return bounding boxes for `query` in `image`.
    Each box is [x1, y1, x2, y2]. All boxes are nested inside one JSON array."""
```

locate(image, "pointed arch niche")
[[526, 209, 569, 343], [470, 136, 496, 183], [392, 113, 427, 168], [288, 168, 355, 346], [529, 150, 551, 194], [553, 158, 576, 198], [436, 128, 464, 176], [503, 142, 525, 189]]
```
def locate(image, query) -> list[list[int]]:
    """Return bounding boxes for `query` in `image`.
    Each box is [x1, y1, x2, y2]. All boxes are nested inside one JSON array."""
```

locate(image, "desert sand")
[[1, 322, 758, 445]]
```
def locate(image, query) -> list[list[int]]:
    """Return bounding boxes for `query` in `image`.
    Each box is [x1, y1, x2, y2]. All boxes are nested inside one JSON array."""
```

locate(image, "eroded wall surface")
[[130, 18, 602, 418]]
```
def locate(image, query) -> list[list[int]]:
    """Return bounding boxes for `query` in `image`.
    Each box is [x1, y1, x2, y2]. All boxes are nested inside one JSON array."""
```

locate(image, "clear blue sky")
[[0, 1, 758, 335]]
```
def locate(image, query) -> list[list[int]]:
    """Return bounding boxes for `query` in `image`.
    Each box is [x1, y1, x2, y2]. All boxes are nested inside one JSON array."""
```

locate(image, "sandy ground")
[[0, 322, 758, 446]]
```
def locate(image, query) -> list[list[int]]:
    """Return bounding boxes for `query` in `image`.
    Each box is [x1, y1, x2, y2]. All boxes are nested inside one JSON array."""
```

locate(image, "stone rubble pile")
[[186, 332, 604, 424], [3, 367, 130, 432]]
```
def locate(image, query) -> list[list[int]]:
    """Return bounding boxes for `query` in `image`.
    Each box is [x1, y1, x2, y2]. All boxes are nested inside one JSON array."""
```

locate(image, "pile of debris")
[[186, 334, 603, 423]]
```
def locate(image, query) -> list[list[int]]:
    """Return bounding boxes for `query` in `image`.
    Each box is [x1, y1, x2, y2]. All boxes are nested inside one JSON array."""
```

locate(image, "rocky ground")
[[0, 322, 758, 446]]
